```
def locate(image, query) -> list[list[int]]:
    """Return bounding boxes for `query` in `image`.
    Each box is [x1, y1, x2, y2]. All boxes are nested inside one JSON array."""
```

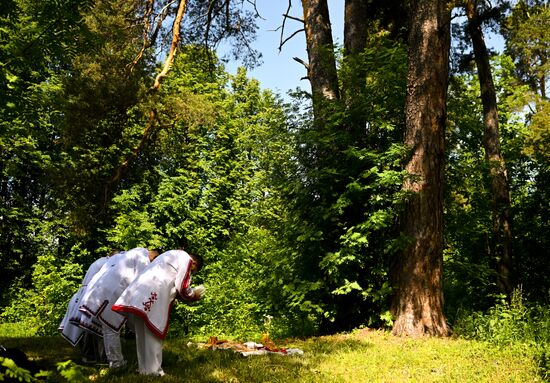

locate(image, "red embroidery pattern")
[[142, 292, 158, 312]]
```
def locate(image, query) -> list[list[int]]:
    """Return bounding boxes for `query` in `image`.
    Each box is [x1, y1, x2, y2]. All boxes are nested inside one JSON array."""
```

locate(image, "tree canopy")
[[0, 0, 548, 340]]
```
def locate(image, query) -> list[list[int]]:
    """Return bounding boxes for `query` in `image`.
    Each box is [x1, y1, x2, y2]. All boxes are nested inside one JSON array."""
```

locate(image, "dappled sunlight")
[[0, 327, 541, 382]]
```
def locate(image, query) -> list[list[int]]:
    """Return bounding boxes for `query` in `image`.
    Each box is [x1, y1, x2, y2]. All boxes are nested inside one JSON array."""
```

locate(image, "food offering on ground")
[[188, 335, 304, 357]]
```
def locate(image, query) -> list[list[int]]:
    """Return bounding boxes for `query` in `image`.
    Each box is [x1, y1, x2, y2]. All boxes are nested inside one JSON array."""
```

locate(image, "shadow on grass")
[[161, 340, 310, 383], [0, 336, 79, 369], [0, 334, 374, 382]]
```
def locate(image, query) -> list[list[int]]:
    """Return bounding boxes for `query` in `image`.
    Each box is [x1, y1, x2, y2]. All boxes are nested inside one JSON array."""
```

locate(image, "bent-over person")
[[78, 247, 159, 369], [112, 249, 205, 376]]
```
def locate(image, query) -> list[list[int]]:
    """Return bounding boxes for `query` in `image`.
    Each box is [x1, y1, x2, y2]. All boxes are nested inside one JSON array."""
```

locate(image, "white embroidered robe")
[[79, 247, 150, 331], [59, 256, 109, 345], [112, 250, 195, 340]]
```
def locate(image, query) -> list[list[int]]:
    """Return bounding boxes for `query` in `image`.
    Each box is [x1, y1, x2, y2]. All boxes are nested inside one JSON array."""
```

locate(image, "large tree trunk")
[[343, 0, 369, 143], [465, 0, 513, 299], [301, 0, 339, 122], [390, 0, 451, 337], [344, 0, 368, 57]]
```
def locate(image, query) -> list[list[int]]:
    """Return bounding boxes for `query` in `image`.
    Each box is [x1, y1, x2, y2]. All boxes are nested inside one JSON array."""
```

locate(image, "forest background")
[[0, 0, 548, 373]]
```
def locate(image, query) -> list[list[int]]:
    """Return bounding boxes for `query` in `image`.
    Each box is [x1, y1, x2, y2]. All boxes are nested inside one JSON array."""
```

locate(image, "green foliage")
[[103, 51, 299, 338], [0, 0, 141, 305], [445, 71, 496, 314], [0, 357, 35, 383], [454, 289, 550, 345], [56, 360, 89, 383], [1, 253, 82, 335], [1, 0, 548, 344], [445, 52, 550, 316], [502, 1, 549, 96], [453, 288, 550, 380], [195, 244, 270, 338], [106, 187, 160, 249], [0, 1, 63, 303], [50, 0, 153, 241], [495, 53, 550, 305], [524, 99, 550, 163], [274, 34, 408, 333]]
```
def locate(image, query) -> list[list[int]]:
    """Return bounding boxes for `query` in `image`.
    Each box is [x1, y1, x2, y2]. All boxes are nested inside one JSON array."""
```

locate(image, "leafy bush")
[[1, 253, 82, 335], [168, 231, 303, 341], [453, 288, 550, 380], [0, 357, 35, 383], [56, 360, 89, 383]]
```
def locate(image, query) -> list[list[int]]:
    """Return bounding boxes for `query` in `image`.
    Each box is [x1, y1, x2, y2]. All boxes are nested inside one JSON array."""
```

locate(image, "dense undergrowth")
[[452, 289, 550, 381]]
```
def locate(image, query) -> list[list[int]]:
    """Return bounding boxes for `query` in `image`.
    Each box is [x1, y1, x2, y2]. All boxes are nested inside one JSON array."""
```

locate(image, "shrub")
[[1, 254, 82, 336], [0, 357, 35, 383], [453, 287, 550, 380]]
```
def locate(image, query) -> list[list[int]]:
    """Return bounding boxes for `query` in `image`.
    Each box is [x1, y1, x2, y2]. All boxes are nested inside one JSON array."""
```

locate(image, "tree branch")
[[282, 13, 304, 23], [151, 0, 188, 91], [293, 56, 309, 69], [107, 0, 187, 202], [278, 0, 292, 52], [126, 0, 156, 73], [246, 0, 264, 20], [277, 1, 304, 53], [279, 28, 305, 51]]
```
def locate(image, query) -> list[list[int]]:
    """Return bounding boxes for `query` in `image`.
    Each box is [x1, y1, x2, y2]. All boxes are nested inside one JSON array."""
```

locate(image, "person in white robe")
[[73, 251, 126, 338], [58, 252, 118, 363], [112, 249, 205, 376], [78, 247, 160, 369], [59, 255, 109, 345]]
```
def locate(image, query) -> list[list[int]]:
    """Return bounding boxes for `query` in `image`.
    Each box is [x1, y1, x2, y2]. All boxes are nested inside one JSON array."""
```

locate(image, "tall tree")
[[300, 0, 340, 122], [500, 0, 549, 302], [0, 0, 95, 301], [282, 0, 411, 332], [56, 0, 261, 241], [344, 0, 368, 57], [502, 0, 549, 99], [464, 0, 513, 298], [0, 0, 262, 304], [54, 0, 153, 245], [390, 0, 451, 337], [342, 0, 368, 141], [107, 0, 261, 198]]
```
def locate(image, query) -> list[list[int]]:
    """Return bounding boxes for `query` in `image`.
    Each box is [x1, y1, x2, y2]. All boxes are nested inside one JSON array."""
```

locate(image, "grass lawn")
[[0, 326, 543, 382]]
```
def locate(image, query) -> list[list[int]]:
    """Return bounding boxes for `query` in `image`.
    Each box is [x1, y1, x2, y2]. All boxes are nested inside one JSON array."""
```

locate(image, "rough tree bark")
[[343, 0, 369, 142], [344, 0, 368, 57], [390, 0, 451, 337], [301, 0, 340, 119], [465, 0, 513, 299]]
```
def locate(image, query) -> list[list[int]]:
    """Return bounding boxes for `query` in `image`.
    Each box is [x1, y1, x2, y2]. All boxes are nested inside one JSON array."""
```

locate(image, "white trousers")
[[133, 315, 164, 376], [101, 323, 125, 368]]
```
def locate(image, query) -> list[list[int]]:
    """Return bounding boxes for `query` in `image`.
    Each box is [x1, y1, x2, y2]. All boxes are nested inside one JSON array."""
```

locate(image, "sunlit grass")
[[0, 322, 37, 338], [302, 330, 539, 382], [0, 325, 542, 382]]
